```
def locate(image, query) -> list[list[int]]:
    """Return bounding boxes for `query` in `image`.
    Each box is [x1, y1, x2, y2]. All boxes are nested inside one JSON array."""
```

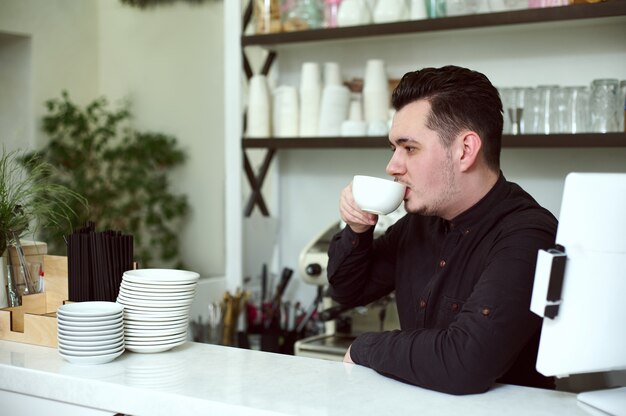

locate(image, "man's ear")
[[458, 132, 482, 172]]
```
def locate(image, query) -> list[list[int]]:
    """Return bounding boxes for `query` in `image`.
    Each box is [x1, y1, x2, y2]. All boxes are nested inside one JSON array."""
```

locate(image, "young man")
[[328, 65, 557, 395]]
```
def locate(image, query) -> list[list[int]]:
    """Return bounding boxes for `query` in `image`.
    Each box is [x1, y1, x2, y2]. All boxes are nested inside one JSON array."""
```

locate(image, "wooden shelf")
[[242, 133, 626, 149], [242, 1, 626, 46]]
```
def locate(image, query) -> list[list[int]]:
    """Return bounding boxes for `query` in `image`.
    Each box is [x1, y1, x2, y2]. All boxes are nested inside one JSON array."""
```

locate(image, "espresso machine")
[[295, 212, 403, 361]]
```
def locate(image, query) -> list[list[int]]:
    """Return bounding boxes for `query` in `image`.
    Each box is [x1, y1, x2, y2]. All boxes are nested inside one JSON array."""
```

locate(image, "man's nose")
[[386, 151, 403, 177]]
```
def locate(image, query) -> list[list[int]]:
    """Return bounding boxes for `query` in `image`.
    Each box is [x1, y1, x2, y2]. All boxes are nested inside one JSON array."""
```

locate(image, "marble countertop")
[[0, 340, 594, 416]]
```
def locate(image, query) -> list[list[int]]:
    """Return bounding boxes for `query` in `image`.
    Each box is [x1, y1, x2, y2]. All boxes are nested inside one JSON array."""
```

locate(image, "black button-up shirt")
[[327, 174, 557, 395]]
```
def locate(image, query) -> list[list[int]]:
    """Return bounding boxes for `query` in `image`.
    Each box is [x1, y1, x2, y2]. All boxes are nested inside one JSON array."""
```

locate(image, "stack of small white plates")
[[57, 302, 125, 365], [116, 269, 199, 353]]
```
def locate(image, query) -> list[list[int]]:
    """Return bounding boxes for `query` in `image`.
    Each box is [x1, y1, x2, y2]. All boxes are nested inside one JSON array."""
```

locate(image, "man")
[[327, 66, 557, 395]]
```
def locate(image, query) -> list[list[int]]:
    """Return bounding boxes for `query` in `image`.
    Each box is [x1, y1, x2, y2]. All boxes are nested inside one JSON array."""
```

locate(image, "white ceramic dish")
[[124, 321, 188, 331], [117, 302, 190, 313], [118, 287, 195, 300], [54, 311, 123, 322], [59, 349, 124, 365], [59, 338, 124, 353], [122, 269, 200, 285], [124, 326, 187, 337], [125, 339, 185, 354], [58, 344, 124, 357], [123, 313, 188, 322], [116, 294, 194, 307], [58, 333, 124, 347], [57, 302, 124, 317], [57, 316, 123, 328], [120, 281, 197, 293], [124, 332, 187, 343], [57, 325, 124, 337], [58, 321, 123, 333], [57, 331, 123, 343]]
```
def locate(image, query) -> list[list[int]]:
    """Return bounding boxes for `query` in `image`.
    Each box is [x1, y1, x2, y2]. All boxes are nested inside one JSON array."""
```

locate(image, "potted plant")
[[0, 147, 84, 307], [24, 91, 189, 268]]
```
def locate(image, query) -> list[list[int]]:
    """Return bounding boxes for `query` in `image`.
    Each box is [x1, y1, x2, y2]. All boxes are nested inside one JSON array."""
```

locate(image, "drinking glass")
[[536, 85, 559, 135], [563, 86, 590, 134], [589, 78, 619, 133]]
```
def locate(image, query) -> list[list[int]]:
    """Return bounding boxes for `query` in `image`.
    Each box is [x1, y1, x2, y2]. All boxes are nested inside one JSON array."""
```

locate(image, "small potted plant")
[[0, 147, 84, 307]]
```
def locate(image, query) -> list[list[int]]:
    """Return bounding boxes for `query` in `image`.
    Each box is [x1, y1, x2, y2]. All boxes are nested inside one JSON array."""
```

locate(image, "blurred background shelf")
[[243, 133, 626, 149], [242, 1, 626, 46]]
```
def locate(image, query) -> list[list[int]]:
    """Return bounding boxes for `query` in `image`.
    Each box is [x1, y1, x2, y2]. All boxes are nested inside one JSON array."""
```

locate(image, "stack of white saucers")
[[116, 269, 199, 353], [57, 302, 125, 365]]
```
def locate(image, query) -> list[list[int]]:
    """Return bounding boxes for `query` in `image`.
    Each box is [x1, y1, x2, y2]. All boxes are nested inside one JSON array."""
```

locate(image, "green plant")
[[0, 147, 84, 256], [24, 91, 189, 267]]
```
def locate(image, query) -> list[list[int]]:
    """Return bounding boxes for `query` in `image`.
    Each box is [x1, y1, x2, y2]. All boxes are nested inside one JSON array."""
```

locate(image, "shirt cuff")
[[349, 332, 381, 367]]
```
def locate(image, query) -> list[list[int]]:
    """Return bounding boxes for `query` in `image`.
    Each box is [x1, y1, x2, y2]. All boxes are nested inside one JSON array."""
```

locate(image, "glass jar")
[[254, 0, 282, 34], [283, 0, 324, 32], [589, 78, 620, 133]]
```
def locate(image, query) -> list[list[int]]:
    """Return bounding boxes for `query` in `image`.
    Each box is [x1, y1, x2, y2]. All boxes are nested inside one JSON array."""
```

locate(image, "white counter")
[[0, 340, 596, 416]]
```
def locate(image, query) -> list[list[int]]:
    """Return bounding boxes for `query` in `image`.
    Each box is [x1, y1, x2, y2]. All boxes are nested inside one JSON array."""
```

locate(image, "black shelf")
[[242, 1, 626, 46], [242, 133, 626, 149]]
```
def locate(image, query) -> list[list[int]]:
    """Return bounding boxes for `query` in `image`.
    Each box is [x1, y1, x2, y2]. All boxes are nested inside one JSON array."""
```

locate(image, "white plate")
[[59, 338, 124, 353], [58, 321, 123, 333], [123, 313, 188, 322], [124, 317, 188, 326], [125, 326, 187, 337], [55, 311, 124, 322], [124, 321, 188, 331], [59, 344, 124, 357], [58, 333, 124, 347], [118, 287, 195, 300], [125, 339, 186, 353], [116, 294, 194, 308], [57, 302, 124, 317], [120, 281, 197, 293], [117, 302, 190, 313], [57, 331, 123, 343], [58, 325, 124, 337], [122, 269, 199, 285], [59, 349, 124, 365], [124, 331, 187, 343], [57, 316, 123, 328]]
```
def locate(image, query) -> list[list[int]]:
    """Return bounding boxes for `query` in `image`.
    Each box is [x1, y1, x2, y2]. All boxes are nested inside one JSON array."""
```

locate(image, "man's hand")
[[343, 345, 354, 364], [340, 182, 377, 234]]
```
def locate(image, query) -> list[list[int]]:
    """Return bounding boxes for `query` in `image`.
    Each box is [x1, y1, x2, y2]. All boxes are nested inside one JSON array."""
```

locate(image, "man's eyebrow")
[[389, 137, 419, 146]]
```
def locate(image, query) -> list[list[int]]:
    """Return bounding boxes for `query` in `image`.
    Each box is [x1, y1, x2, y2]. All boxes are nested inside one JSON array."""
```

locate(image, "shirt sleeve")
[[327, 225, 396, 307], [347, 220, 555, 395]]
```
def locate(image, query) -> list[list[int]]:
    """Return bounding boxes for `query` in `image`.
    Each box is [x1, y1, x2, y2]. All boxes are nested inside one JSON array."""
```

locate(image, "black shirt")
[[327, 174, 557, 395]]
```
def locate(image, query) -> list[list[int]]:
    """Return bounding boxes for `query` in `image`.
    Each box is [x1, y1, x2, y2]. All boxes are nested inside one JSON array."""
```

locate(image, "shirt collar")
[[448, 172, 506, 231]]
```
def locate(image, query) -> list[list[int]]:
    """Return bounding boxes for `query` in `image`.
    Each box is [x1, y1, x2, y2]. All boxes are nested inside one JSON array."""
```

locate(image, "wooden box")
[[0, 255, 68, 348]]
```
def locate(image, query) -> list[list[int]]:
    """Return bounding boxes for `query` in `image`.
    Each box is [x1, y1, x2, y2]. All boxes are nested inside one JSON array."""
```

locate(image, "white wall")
[[0, 0, 99, 150], [0, 0, 226, 281], [97, 0, 225, 278]]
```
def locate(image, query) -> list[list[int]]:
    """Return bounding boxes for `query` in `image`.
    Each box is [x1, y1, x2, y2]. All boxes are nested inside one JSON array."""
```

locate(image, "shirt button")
[[439, 260, 446, 268], [481, 307, 492, 317], [451, 303, 459, 311], [419, 299, 427, 309]]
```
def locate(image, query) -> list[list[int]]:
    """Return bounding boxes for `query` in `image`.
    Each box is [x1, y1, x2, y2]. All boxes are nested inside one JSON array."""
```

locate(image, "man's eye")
[[405, 146, 415, 153], [390, 145, 396, 152]]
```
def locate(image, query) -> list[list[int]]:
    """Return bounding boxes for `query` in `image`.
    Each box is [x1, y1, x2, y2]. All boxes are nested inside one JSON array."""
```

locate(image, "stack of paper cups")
[[246, 74, 271, 138], [274, 86, 299, 137], [341, 96, 368, 136], [324, 62, 343, 87], [363, 59, 390, 125], [318, 85, 351, 136], [299, 62, 322, 137]]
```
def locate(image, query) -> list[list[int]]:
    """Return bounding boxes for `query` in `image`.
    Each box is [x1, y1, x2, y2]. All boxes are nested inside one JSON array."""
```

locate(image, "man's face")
[[386, 100, 460, 218]]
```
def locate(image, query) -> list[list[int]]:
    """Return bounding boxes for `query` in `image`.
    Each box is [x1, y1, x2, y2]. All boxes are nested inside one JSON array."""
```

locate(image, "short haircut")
[[391, 65, 503, 172]]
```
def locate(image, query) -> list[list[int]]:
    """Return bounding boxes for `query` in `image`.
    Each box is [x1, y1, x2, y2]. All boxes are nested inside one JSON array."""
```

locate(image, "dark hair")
[[391, 65, 502, 172]]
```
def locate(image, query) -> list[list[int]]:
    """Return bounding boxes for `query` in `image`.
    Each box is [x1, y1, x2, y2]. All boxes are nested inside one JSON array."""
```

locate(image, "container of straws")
[[66, 222, 134, 302]]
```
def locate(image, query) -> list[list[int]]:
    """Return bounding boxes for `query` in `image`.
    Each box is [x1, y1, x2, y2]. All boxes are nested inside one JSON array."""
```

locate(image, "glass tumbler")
[[536, 85, 560, 135], [589, 78, 619, 133], [563, 86, 590, 134]]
